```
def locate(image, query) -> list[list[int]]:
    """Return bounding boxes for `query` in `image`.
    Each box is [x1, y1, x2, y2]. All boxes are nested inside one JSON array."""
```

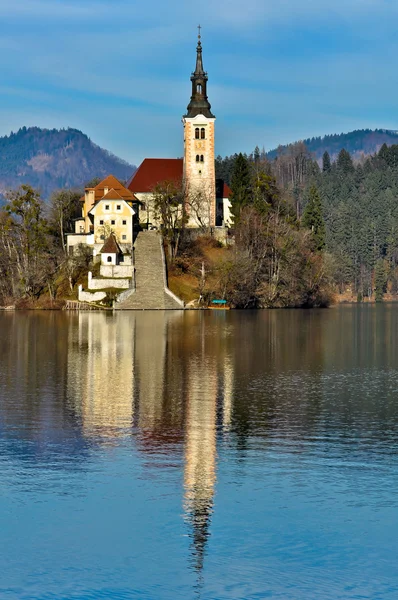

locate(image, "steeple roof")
[[185, 29, 214, 119], [100, 233, 122, 255]]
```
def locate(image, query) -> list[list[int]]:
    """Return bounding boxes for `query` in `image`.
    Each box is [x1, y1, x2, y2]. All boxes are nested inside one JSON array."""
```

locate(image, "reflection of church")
[[67, 313, 135, 437], [66, 311, 234, 579]]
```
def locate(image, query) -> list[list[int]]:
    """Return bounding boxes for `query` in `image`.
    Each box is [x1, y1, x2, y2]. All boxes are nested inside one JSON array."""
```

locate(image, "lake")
[[0, 306, 398, 599]]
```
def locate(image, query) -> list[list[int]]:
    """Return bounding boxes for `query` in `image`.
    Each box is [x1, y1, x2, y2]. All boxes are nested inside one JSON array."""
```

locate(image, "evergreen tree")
[[322, 151, 331, 172], [302, 186, 326, 251], [375, 258, 387, 302], [336, 149, 354, 174], [229, 153, 252, 222], [253, 146, 260, 163], [378, 143, 389, 165]]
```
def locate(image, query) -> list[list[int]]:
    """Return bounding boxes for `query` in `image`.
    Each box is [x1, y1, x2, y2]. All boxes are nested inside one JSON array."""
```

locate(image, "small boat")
[[209, 299, 230, 310]]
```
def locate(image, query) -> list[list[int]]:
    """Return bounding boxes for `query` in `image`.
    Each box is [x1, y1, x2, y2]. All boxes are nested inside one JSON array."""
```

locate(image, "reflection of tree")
[[0, 312, 88, 464]]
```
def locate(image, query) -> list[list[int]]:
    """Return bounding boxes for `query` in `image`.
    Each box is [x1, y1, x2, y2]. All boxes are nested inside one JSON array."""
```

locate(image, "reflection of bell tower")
[[183, 366, 217, 576], [183, 26, 216, 227]]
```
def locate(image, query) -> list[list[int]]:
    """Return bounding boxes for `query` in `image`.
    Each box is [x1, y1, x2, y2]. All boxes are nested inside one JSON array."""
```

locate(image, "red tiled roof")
[[92, 175, 135, 202], [100, 233, 122, 254], [223, 183, 232, 198], [127, 159, 183, 193], [102, 188, 124, 201]]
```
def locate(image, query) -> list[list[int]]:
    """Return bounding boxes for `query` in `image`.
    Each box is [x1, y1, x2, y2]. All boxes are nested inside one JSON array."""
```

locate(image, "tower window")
[[196, 155, 200, 162], [197, 84, 202, 93], [195, 128, 199, 139], [201, 128, 205, 139], [107, 256, 112, 263], [200, 155, 204, 162]]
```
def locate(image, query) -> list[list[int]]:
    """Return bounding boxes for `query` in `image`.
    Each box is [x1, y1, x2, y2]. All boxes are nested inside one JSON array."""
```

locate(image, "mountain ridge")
[[0, 126, 136, 200], [266, 128, 398, 161]]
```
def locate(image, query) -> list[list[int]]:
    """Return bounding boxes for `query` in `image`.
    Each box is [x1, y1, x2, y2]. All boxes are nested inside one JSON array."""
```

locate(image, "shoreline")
[[3, 299, 398, 311]]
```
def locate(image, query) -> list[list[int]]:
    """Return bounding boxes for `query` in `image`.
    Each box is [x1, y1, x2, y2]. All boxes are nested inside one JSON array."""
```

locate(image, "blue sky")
[[0, 0, 397, 165]]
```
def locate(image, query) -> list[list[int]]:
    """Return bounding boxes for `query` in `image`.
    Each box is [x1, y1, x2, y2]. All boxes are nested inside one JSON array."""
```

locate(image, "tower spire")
[[195, 25, 205, 76], [185, 27, 214, 119]]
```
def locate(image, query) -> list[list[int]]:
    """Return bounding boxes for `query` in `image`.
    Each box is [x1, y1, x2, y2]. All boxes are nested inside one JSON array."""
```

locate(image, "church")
[[128, 29, 232, 229], [67, 30, 232, 258]]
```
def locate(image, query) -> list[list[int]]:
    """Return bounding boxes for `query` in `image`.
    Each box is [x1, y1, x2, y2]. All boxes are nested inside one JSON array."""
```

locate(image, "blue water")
[[0, 307, 397, 599]]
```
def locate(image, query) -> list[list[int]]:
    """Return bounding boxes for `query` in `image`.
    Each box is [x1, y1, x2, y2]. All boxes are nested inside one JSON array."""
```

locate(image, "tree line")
[[0, 185, 91, 306], [217, 142, 398, 301], [213, 154, 332, 307]]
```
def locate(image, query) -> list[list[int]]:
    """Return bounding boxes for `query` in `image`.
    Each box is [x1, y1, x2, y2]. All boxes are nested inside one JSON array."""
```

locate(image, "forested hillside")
[[267, 129, 398, 161], [0, 127, 135, 200], [216, 130, 398, 184], [218, 143, 398, 301]]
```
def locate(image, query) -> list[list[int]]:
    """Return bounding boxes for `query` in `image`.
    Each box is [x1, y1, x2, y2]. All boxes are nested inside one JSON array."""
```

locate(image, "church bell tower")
[[183, 27, 216, 227]]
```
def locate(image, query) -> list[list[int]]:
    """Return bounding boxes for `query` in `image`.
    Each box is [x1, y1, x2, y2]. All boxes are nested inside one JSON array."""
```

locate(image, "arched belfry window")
[[200, 155, 204, 162], [195, 128, 199, 139], [197, 84, 202, 94], [200, 128, 205, 139], [196, 155, 200, 162]]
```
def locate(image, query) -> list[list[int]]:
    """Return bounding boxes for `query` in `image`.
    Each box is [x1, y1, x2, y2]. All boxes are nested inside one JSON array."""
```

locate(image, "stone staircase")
[[115, 231, 183, 310]]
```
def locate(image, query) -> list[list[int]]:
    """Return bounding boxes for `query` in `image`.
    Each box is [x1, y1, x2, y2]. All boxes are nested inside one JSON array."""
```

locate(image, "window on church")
[[200, 155, 204, 162], [117, 205, 121, 211], [201, 128, 205, 139], [196, 155, 200, 162], [100, 220, 104, 225], [122, 220, 127, 225], [122, 235, 127, 240], [107, 256, 112, 263], [105, 205, 109, 210], [111, 220, 115, 225], [197, 84, 202, 93], [195, 128, 199, 139]]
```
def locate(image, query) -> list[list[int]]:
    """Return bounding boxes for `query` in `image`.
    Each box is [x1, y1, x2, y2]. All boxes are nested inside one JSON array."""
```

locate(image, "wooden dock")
[[63, 300, 106, 311]]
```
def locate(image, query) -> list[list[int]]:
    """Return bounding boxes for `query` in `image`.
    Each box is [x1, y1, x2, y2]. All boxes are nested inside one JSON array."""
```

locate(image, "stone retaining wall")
[[78, 286, 106, 303], [99, 265, 134, 278], [88, 271, 131, 290]]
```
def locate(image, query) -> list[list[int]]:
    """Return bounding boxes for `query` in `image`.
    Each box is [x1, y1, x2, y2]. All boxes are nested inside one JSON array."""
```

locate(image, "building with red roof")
[[126, 34, 232, 229], [66, 175, 138, 256]]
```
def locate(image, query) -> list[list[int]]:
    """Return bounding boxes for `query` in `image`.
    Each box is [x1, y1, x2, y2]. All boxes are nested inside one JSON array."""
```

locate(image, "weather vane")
[[198, 24, 201, 40]]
